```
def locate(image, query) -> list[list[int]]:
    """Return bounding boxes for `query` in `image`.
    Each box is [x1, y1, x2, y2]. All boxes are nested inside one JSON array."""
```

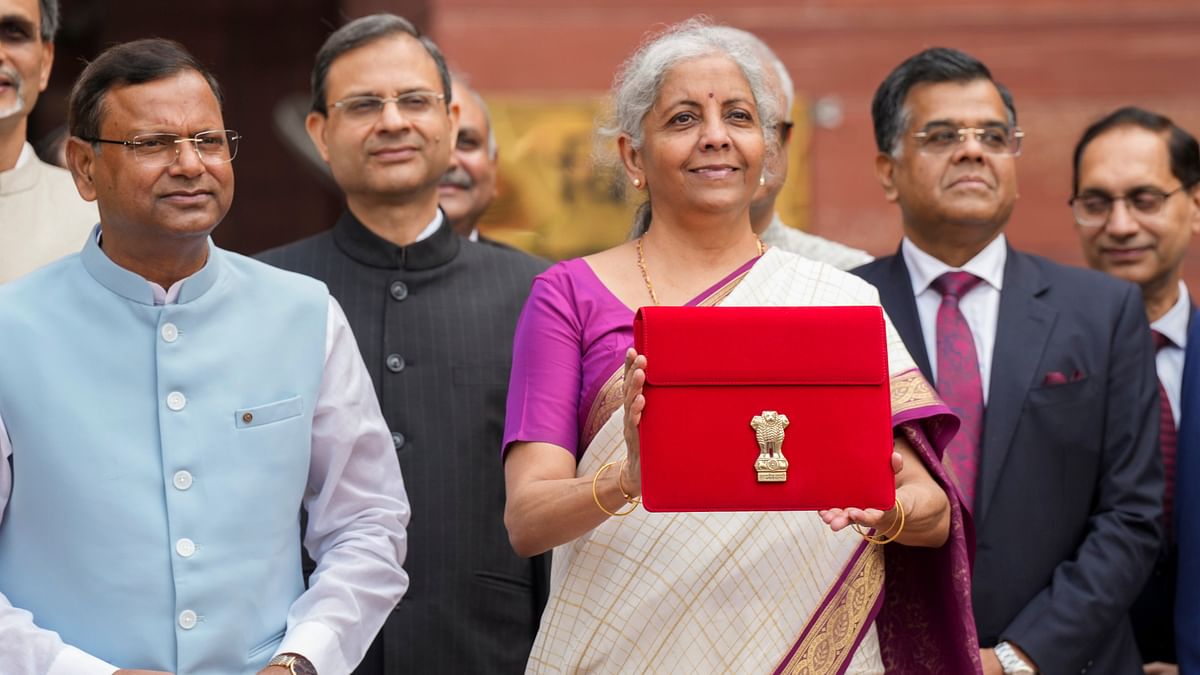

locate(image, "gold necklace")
[[636, 235, 766, 306]]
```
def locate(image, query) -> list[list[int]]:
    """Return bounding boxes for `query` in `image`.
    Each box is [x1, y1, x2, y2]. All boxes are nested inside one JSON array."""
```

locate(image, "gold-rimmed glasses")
[[81, 129, 240, 167], [911, 124, 1024, 156]]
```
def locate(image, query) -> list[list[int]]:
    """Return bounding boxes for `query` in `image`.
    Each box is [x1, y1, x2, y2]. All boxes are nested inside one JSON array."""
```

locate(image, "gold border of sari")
[[775, 544, 886, 675], [890, 369, 940, 415]]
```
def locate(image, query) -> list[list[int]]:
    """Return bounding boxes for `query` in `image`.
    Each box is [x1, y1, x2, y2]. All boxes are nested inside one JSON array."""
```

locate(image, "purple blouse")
[[502, 259, 635, 459]]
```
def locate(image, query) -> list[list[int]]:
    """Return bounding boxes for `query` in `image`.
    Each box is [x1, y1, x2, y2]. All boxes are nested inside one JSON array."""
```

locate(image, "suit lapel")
[[976, 248, 1056, 524], [877, 253, 934, 382]]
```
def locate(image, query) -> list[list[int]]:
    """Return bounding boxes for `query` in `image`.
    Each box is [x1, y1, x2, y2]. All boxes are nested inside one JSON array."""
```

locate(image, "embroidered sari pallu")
[[634, 305, 895, 512]]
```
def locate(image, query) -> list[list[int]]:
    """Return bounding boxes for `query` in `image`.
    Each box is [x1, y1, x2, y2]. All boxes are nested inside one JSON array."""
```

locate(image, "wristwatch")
[[994, 641, 1035, 674], [268, 653, 318, 675]]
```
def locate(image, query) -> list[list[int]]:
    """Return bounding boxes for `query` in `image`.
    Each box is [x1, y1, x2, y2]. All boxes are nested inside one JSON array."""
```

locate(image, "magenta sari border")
[[771, 540, 874, 675], [684, 254, 761, 307]]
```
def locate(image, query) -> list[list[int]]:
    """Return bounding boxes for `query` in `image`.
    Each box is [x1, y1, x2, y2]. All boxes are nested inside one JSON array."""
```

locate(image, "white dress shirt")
[[0, 271, 410, 674], [1151, 281, 1189, 426], [901, 234, 1007, 405]]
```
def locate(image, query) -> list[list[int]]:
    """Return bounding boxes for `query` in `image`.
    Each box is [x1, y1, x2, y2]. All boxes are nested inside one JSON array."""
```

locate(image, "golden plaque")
[[751, 411, 790, 482]]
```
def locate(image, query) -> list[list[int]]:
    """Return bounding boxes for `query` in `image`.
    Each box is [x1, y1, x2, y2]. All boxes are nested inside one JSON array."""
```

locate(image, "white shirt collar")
[[468, 227, 479, 242], [9, 143, 34, 172], [1151, 281, 1190, 349], [413, 209, 444, 244], [95, 228, 195, 305], [901, 233, 1008, 296]]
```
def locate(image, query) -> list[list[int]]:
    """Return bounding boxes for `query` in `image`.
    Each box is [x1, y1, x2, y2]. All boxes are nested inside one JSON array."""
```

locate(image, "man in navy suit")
[[1072, 106, 1200, 673], [1177, 318, 1200, 675], [854, 48, 1163, 674]]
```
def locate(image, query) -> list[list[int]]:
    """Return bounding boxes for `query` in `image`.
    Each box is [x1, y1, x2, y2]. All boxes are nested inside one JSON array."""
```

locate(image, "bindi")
[[708, 92, 715, 99]]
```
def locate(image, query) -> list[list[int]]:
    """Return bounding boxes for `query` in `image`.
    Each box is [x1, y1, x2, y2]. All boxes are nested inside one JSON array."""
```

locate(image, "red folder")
[[633, 306, 895, 512]]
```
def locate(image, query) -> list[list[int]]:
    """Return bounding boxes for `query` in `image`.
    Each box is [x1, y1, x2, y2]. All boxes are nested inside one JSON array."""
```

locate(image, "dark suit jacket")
[[260, 212, 550, 674], [855, 245, 1163, 675], [1176, 311, 1200, 673]]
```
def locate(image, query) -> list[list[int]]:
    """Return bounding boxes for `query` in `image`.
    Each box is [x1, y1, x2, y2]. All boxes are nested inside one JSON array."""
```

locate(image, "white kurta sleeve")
[[275, 296, 410, 675]]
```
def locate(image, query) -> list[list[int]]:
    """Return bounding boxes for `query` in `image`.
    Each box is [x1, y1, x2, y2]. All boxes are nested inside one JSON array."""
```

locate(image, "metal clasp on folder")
[[751, 410, 790, 482]]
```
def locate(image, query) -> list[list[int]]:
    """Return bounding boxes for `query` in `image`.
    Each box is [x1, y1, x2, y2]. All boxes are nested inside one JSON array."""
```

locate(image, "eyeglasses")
[[81, 130, 240, 167], [330, 91, 446, 122], [1069, 186, 1184, 228], [911, 124, 1024, 156]]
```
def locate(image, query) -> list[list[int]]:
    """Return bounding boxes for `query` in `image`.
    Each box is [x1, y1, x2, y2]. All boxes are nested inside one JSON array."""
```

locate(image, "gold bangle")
[[616, 458, 641, 505], [851, 499, 902, 539], [852, 497, 906, 545], [593, 461, 639, 517]]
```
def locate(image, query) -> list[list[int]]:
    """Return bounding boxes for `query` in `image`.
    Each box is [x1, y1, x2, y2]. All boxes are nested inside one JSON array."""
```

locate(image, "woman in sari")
[[503, 19, 979, 674]]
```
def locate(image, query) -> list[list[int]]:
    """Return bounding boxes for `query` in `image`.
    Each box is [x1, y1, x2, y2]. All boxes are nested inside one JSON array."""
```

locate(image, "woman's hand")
[[620, 347, 646, 498], [818, 434, 950, 548], [819, 451, 906, 534]]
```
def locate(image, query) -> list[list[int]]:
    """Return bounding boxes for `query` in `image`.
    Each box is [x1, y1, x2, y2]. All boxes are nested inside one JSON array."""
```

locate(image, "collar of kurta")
[[332, 208, 460, 271], [81, 224, 220, 305], [0, 144, 42, 195]]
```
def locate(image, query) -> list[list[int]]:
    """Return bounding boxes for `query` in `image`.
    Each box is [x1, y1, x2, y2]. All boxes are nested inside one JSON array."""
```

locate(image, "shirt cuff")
[[276, 620, 344, 675], [47, 645, 119, 675]]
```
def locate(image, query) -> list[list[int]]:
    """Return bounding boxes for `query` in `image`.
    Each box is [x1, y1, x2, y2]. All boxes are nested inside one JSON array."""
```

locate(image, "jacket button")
[[392, 432, 406, 449], [178, 609, 197, 630], [386, 354, 405, 373], [166, 391, 186, 411], [389, 281, 408, 301], [242, 412, 254, 424]]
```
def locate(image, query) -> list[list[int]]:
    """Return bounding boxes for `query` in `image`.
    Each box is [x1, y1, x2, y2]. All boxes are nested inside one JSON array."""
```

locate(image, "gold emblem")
[[751, 410, 790, 482]]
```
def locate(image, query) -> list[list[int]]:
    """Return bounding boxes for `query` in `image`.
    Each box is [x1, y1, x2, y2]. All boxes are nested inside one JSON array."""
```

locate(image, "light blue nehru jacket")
[[0, 227, 328, 674]]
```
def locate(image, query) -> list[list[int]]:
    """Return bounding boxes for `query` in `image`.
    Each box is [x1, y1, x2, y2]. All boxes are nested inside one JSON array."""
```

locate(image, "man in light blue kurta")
[[0, 39, 410, 675]]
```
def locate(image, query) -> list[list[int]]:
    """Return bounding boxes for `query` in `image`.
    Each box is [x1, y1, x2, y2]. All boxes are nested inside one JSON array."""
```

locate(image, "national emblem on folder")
[[751, 410, 790, 482]]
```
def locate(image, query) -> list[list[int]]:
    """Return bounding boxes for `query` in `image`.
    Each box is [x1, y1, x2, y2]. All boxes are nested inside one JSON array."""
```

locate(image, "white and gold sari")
[[526, 250, 967, 674]]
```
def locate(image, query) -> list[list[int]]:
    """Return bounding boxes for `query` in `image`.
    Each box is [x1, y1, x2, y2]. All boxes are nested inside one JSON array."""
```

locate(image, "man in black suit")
[[260, 14, 548, 674], [854, 48, 1163, 675]]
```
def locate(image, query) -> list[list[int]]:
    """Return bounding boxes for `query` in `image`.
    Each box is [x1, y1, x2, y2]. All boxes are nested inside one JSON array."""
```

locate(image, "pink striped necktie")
[[1151, 329, 1177, 540], [932, 271, 985, 511]]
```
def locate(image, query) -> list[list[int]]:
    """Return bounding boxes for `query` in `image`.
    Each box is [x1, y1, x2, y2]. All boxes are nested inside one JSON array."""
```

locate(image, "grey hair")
[[38, 0, 59, 42], [310, 14, 451, 115], [601, 17, 782, 234], [709, 26, 794, 122]]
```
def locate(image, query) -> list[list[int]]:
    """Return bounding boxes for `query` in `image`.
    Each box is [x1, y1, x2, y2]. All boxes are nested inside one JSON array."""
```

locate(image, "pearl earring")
[[633, 178, 641, 188], [759, 175, 766, 187]]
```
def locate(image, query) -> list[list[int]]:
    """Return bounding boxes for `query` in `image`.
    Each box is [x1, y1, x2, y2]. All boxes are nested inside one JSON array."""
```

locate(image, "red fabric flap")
[[634, 306, 888, 386]]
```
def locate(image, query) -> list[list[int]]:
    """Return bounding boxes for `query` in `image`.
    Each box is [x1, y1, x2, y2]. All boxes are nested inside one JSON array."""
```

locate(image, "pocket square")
[[1043, 370, 1085, 386]]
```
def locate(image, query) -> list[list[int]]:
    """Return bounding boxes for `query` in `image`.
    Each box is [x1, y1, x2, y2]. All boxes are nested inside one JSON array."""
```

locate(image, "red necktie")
[[1151, 329, 1177, 540], [933, 271, 985, 511]]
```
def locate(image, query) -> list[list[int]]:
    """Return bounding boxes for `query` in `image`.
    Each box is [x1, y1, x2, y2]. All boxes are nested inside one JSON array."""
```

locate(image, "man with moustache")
[[854, 48, 1162, 674], [0, 0, 96, 282], [708, 27, 871, 270], [439, 76, 499, 242], [0, 38, 409, 675], [260, 14, 548, 675], [1072, 106, 1200, 673]]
